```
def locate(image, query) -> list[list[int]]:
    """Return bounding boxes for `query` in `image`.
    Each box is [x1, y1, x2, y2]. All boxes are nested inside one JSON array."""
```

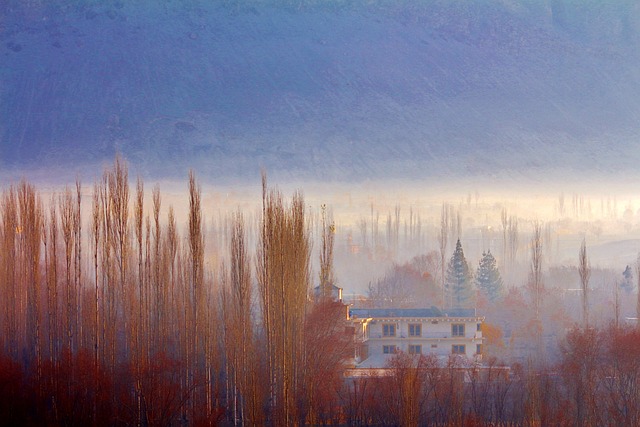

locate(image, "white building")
[[349, 307, 484, 368]]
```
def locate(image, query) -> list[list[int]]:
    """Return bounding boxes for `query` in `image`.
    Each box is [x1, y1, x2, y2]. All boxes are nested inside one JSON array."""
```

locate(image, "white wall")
[[362, 318, 483, 360]]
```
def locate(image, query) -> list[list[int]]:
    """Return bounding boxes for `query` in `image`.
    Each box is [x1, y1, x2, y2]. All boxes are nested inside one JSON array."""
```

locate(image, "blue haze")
[[2, 1, 640, 184]]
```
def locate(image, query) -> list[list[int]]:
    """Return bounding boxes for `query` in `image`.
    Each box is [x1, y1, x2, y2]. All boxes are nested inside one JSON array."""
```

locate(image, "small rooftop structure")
[[313, 282, 343, 302]]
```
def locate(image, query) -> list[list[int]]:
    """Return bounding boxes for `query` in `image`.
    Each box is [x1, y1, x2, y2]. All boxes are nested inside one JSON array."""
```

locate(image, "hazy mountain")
[[2, 0, 640, 184]]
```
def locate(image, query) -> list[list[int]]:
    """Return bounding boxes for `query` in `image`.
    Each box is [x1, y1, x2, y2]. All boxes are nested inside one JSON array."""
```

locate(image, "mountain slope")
[[2, 1, 640, 183]]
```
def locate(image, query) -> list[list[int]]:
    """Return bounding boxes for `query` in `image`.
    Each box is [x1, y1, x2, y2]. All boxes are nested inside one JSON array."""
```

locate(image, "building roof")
[[313, 283, 342, 291], [349, 307, 477, 319]]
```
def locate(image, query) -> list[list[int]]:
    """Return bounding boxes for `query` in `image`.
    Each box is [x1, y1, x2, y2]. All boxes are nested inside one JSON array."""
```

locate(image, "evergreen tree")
[[621, 265, 634, 294], [445, 239, 474, 308], [475, 250, 504, 302]]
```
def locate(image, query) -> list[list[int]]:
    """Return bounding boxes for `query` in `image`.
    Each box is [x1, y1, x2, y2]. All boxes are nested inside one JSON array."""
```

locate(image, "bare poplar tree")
[[18, 181, 43, 380], [74, 179, 82, 348], [134, 177, 145, 425], [358, 218, 367, 249], [1, 188, 18, 359], [91, 181, 101, 423], [578, 239, 590, 329], [394, 205, 400, 255], [144, 215, 152, 369], [152, 186, 162, 351], [187, 171, 205, 416], [372, 206, 379, 252], [386, 212, 392, 254], [107, 157, 130, 360], [257, 173, 310, 425], [501, 208, 508, 269], [166, 205, 178, 352], [636, 252, 640, 329], [528, 221, 544, 359], [226, 211, 262, 425], [319, 205, 335, 300], [99, 172, 116, 377], [614, 279, 620, 329], [438, 203, 449, 308], [507, 216, 519, 283], [60, 188, 77, 354], [50, 195, 61, 391], [448, 204, 456, 248], [44, 195, 59, 373]]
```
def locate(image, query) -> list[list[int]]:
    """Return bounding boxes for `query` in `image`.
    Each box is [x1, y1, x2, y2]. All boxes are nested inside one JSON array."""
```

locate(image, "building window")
[[477, 323, 481, 332], [452, 344, 466, 355], [383, 323, 396, 337], [452, 324, 465, 337], [409, 345, 422, 354], [409, 323, 422, 337], [383, 345, 397, 354], [431, 344, 438, 348], [476, 344, 482, 355]]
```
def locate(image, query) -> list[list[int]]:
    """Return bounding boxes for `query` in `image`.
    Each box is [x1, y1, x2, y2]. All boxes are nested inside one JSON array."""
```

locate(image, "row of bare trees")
[[342, 354, 524, 427], [339, 323, 640, 427], [0, 159, 353, 425], [558, 325, 640, 427], [5, 159, 640, 425]]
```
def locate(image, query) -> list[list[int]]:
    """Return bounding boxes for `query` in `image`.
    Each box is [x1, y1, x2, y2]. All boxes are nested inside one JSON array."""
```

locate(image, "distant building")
[[348, 307, 484, 368], [313, 282, 343, 302]]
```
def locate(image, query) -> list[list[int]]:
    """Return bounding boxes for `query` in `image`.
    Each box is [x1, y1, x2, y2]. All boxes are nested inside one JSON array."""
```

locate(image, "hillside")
[[2, 1, 640, 184]]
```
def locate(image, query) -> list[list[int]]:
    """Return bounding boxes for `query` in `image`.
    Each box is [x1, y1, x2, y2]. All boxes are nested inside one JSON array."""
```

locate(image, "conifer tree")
[[475, 250, 504, 302], [622, 265, 634, 294], [445, 239, 474, 308]]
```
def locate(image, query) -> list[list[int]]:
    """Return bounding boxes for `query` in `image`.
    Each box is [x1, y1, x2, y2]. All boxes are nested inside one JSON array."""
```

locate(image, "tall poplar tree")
[[578, 239, 590, 329], [257, 173, 310, 425]]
